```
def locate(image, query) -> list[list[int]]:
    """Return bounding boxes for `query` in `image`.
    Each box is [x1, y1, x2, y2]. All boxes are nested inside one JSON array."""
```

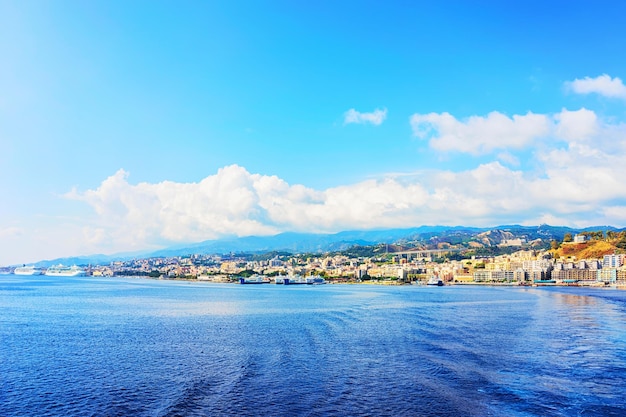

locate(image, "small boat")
[[14, 265, 44, 276]]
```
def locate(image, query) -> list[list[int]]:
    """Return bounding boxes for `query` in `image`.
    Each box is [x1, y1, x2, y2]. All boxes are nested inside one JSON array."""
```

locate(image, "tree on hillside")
[[551, 240, 560, 250], [580, 231, 604, 240], [563, 233, 573, 243]]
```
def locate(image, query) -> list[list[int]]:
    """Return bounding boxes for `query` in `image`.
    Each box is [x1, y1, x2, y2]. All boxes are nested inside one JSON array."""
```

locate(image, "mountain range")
[[27, 224, 626, 268]]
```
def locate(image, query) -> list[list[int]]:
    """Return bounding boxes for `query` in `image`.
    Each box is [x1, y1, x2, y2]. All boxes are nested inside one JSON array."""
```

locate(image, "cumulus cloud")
[[410, 108, 618, 154], [566, 74, 626, 99], [70, 135, 626, 252], [61, 105, 626, 254], [410, 111, 551, 154], [344, 108, 387, 125], [554, 108, 598, 142], [66, 166, 280, 249], [67, 165, 433, 248]]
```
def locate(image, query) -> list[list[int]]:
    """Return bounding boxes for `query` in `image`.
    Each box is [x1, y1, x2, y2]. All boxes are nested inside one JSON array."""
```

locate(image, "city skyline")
[[2, 1, 626, 265]]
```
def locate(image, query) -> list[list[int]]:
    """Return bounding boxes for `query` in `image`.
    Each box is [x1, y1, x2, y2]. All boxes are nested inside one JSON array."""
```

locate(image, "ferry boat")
[[45, 265, 87, 277], [284, 275, 307, 285], [306, 276, 327, 285], [239, 275, 269, 284], [275, 274, 325, 285], [427, 276, 444, 286], [14, 265, 44, 276], [274, 274, 306, 285]]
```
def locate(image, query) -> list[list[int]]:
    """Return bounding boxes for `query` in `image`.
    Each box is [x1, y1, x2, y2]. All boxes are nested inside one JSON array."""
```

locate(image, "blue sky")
[[2, 1, 626, 265]]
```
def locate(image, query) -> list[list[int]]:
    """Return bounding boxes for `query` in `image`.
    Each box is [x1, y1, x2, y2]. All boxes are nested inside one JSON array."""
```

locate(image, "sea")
[[1, 275, 625, 417]]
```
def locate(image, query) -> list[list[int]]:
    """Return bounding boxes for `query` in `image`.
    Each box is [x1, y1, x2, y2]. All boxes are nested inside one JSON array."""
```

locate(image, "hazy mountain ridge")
[[24, 224, 626, 267]]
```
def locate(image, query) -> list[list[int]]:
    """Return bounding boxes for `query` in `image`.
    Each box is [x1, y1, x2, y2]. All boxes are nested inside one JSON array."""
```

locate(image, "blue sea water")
[[1, 276, 625, 417]]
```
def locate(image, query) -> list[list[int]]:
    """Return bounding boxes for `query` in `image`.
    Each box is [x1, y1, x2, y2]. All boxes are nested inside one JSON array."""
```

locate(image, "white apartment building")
[[603, 254, 624, 268]]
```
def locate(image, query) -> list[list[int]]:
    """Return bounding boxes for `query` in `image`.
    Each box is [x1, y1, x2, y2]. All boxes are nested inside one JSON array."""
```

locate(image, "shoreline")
[[3, 272, 625, 289]]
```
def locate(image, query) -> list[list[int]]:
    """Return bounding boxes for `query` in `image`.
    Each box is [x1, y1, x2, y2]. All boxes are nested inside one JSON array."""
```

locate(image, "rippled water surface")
[[1, 276, 625, 416]]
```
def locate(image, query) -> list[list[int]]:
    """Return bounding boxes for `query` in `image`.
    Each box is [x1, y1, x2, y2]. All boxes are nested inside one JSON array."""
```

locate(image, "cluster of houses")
[[84, 241, 626, 287]]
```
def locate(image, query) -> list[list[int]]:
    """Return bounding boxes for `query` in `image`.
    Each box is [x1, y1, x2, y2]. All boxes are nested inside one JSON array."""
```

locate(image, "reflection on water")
[[1, 276, 625, 417]]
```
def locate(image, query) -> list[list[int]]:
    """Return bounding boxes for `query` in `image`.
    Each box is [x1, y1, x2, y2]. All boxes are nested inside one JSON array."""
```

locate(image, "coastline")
[[4, 271, 624, 290], [57, 274, 626, 289]]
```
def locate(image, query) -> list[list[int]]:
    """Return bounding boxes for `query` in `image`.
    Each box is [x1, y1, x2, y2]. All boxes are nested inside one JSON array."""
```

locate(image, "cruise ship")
[[14, 265, 44, 276], [45, 265, 87, 277]]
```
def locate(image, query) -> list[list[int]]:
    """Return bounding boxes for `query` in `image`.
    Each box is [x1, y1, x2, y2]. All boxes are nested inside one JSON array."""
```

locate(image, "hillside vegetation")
[[551, 234, 626, 260]]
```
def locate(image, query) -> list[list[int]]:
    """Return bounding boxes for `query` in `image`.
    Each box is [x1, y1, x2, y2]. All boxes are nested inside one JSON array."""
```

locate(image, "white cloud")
[[344, 108, 387, 125], [554, 108, 598, 142], [410, 111, 551, 154], [53, 107, 626, 258], [602, 206, 626, 222], [66, 165, 280, 248], [567, 74, 626, 99], [410, 108, 622, 154], [68, 133, 626, 254]]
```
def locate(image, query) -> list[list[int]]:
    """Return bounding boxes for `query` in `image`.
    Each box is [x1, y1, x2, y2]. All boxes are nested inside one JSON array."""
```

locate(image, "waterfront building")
[[491, 270, 515, 282], [453, 273, 474, 283], [552, 268, 597, 283], [473, 270, 491, 282], [528, 268, 550, 282], [603, 254, 624, 268], [597, 268, 617, 284], [514, 268, 527, 282]]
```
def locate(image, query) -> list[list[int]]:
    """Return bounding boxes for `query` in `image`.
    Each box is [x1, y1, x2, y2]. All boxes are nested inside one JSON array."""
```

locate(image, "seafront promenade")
[[6, 246, 625, 289], [92, 247, 626, 289], [5, 232, 626, 288]]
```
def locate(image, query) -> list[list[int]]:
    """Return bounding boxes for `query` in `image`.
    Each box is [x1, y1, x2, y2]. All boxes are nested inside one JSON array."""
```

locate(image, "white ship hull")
[[14, 266, 43, 276], [45, 265, 87, 277], [239, 275, 269, 284], [45, 271, 86, 277], [275, 275, 326, 285]]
